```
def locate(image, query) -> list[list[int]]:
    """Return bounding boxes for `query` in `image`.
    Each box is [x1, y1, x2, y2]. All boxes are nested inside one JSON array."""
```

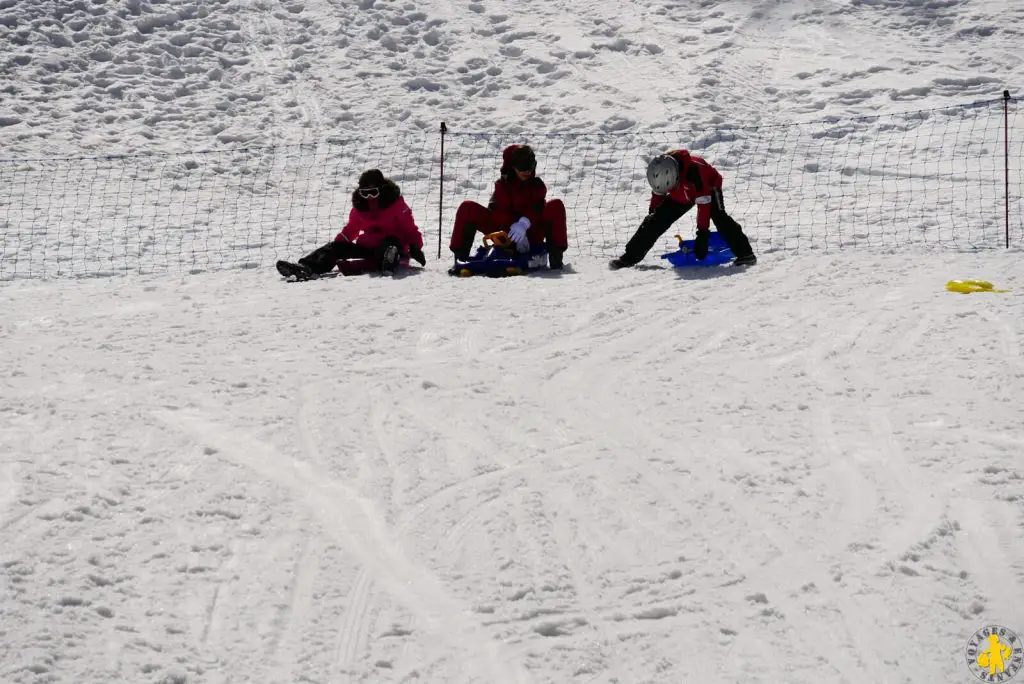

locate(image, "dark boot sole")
[[276, 260, 316, 280]]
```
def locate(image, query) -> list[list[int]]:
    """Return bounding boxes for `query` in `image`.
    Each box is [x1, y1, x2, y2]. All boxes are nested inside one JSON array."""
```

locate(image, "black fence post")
[[438, 121, 447, 259], [1004, 90, 1011, 249]]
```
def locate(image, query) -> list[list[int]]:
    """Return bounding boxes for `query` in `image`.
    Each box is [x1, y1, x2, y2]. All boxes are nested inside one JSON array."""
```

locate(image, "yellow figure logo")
[[967, 626, 1022, 682], [978, 634, 1014, 675]]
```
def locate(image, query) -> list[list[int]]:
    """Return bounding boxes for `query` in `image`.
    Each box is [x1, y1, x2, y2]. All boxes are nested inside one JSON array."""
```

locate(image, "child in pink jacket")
[[276, 169, 426, 279]]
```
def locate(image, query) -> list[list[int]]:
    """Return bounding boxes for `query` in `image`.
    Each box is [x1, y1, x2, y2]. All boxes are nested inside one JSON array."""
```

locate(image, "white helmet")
[[646, 154, 679, 195]]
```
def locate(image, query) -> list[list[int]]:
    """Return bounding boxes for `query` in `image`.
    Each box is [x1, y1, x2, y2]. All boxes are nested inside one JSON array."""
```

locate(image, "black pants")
[[298, 238, 397, 275], [623, 189, 754, 262]]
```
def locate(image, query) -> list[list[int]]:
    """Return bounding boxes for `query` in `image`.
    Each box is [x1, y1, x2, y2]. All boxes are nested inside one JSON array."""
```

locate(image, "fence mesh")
[[0, 135, 440, 279], [443, 96, 1021, 258], [0, 96, 1019, 280]]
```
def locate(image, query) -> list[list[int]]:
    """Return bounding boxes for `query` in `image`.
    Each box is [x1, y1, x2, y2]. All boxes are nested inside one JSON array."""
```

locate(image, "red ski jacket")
[[486, 144, 548, 230], [488, 176, 547, 230], [650, 149, 723, 232], [335, 196, 423, 252]]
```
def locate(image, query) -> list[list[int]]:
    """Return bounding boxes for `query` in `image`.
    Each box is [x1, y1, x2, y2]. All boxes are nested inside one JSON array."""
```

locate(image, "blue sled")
[[451, 241, 548, 278], [660, 231, 734, 267]]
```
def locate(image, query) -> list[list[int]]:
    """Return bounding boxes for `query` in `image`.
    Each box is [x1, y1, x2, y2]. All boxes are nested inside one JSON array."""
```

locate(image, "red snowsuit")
[[649, 149, 723, 232], [291, 179, 424, 276], [449, 145, 568, 256], [336, 196, 423, 254]]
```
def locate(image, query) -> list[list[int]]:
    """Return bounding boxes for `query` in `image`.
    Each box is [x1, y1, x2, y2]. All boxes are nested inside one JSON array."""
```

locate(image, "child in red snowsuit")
[[448, 144, 569, 270], [276, 169, 426, 279], [610, 149, 756, 269]]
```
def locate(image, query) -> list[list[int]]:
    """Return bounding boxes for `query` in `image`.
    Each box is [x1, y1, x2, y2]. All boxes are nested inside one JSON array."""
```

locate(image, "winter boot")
[[276, 260, 315, 281], [733, 253, 757, 267], [549, 249, 564, 270], [379, 243, 400, 274], [693, 230, 710, 260], [609, 255, 639, 270]]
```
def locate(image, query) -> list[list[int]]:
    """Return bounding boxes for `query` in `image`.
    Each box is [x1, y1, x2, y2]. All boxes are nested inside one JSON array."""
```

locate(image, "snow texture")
[[1, 0, 1023, 683], [0, 0, 1022, 156]]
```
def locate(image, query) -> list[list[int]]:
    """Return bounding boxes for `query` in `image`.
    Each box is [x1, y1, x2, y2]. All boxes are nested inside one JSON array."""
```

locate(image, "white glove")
[[508, 217, 531, 253]]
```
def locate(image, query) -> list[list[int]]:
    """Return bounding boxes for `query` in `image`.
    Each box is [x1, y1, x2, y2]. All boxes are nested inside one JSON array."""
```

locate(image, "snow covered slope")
[[2, 251, 1023, 683], [0, 0, 1020, 156], [1, 0, 1022, 682]]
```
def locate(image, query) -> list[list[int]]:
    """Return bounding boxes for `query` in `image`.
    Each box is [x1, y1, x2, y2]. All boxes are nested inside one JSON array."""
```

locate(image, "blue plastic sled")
[[450, 232, 548, 277], [661, 231, 734, 267]]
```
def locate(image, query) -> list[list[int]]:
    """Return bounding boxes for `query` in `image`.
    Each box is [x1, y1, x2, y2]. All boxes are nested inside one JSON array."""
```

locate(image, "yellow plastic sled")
[[945, 279, 1009, 294]]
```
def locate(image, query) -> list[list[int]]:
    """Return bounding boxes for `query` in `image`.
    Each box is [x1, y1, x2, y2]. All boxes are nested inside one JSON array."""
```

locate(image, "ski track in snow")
[[1, 0, 1024, 679], [0, 251, 1022, 682], [0, 462, 21, 531], [152, 407, 532, 684]]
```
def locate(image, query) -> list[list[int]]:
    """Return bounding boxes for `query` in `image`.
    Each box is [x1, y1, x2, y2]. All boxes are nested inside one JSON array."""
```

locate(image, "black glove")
[[694, 230, 709, 260], [409, 246, 426, 266]]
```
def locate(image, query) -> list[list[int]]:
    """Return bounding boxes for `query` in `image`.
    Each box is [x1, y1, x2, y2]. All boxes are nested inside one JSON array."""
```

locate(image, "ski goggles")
[[512, 160, 536, 172], [357, 187, 380, 199]]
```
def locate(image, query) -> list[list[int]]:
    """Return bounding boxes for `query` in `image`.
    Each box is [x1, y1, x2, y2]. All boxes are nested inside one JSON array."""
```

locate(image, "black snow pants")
[[622, 190, 754, 262]]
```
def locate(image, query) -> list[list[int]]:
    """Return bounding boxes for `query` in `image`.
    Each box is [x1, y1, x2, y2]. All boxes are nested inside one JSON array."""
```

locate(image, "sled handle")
[[483, 231, 514, 249]]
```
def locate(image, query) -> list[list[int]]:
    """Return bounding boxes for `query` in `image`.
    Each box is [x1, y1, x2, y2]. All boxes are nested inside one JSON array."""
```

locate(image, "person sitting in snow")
[[276, 169, 426, 280], [609, 149, 756, 269], [448, 144, 568, 272]]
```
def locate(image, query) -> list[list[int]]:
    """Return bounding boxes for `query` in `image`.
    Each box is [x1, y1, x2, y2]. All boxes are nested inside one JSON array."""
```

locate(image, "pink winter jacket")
[[334, 197, 424, 253]]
